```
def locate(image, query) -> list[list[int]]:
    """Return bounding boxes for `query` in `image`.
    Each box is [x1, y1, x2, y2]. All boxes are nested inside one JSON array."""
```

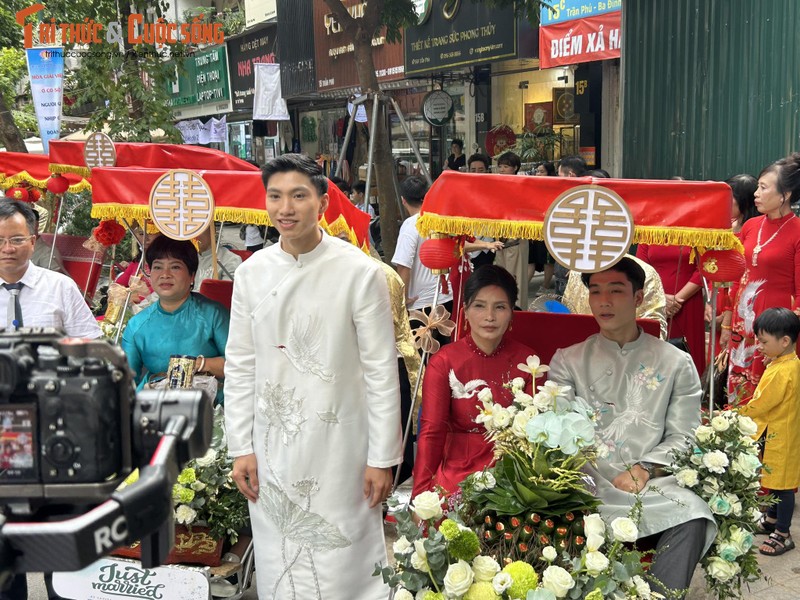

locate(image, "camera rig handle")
[[0, 414, 194, 575]]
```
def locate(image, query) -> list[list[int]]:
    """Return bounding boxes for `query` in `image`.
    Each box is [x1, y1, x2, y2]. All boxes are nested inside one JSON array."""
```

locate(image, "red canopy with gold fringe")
[[90, 167, 371, 250], [417, 171, 742, 251], [0, 152, 89, 192], [48, 140, 260, 177]]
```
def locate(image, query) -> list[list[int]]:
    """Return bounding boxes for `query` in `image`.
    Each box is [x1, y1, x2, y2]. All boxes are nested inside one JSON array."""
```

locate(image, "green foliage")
[[182, 6, 245, 37], [0, 0, 28, 48], [0, 47, 25, 101], [12, 105, 38, 136], [61, 190, 98, 237]]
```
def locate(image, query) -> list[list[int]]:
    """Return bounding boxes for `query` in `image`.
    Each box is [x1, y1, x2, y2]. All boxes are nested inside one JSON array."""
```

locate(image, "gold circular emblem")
[[149, 169, 214, 240], [703, 258, 719, 274], [544, 185, 634, 273], [83, 132, 117, 169]]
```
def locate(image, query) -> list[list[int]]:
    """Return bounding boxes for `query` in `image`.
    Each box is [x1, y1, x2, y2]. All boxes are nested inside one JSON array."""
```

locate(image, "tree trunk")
[[0, 92, 28, 152], [323, 0, 401, 260]]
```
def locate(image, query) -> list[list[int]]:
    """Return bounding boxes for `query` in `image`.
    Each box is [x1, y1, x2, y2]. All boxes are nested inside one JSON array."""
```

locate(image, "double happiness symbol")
[[544, 185, 634, 273], [149, 169, 214, 240], [83, 132, 117, 169]]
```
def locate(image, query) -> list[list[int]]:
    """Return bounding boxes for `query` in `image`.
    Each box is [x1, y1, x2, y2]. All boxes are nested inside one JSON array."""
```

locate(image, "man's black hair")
[[451, 139, 464, 151], [559, 155, 587, 176], [329, 175, 351, 195], [467, 153, 490, 170], [262, 153, 328, 196], [146, 235, 199, 276], [352, 181, 367, 194], [754, 307, 800, 344], [0, 199, 37, 235], [581, 256, 646, 293], [400, 176, 429, 206], [497, 151, 522, 173]]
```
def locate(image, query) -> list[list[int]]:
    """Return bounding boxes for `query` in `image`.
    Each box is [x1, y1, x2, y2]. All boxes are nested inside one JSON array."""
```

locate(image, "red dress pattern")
[[727, 213, 800, 402], [412, 335, 534, 497]]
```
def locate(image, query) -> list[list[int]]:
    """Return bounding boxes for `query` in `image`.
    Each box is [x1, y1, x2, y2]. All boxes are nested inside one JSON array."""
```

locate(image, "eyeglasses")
[[0, 236, 34, 248]]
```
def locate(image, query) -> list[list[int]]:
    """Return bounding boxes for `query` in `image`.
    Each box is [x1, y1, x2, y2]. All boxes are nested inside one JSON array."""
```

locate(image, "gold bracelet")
[[720, 325, 732, 330]]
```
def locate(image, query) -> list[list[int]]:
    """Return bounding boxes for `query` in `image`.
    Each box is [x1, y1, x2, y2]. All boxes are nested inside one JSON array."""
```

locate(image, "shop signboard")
[[166, 45, 232, 119], [313, 0, 404, 92], [227, 25, 277, 110], [539, 0, 621, 69], [404, 1, 517, 76], [244, 0, 277, 27]]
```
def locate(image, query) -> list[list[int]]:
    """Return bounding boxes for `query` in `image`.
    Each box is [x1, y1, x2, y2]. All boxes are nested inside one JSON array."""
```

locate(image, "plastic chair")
[[40, 233, 107, 300], [198, 279, 234, 311]]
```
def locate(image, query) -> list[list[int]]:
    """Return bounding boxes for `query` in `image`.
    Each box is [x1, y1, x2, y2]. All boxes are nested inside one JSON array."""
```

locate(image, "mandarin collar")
[[465, 333, 507, 358], [596, 327, 646, 352], [276, 229, 330, 264]]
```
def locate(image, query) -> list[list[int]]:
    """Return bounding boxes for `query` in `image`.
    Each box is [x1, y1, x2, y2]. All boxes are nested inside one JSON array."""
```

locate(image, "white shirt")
[[196, 247, 242, 282], [391, 213, 453, 310], [244, 225, 264, 247], [1, 263, 101, 338]]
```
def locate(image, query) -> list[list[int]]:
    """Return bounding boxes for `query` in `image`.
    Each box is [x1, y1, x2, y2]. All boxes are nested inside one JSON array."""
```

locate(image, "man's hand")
[[612, 465, 650, 493], [363, 466, 393, 509], [232, 453, 260, 502]]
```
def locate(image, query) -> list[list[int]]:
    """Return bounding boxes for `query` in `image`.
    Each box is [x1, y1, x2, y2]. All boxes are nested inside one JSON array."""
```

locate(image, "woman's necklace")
[[752, 214, 795, 266]]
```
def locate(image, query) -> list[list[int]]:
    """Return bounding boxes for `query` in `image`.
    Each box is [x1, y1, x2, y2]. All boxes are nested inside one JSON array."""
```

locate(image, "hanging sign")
[[84, 132, 117, 169], [422, 90, 455, 127], [539, 1, 621, 69], [149, 169, 215, 240], [26, 46, 64, 153]]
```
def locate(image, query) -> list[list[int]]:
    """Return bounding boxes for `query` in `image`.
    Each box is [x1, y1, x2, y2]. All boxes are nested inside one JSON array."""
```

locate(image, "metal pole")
[[84, 250, 98, 301], [393, 284, 441, 492], [334, 105, 358, 179], [364, 93, 380, 206], [215, 221, 224, 254], [48, 195, 66, 270], [113, 290, 133, 345], [389, 96, 433, 185], [708, 285, 719, 415]]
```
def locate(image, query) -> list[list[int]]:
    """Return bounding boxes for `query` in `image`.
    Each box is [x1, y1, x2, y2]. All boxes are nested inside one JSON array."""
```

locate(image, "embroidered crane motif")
[[448, 369, 488, 399], [737, 279, 766, 336], [602, 368, 660, 442], [275, 316, 335, 383]]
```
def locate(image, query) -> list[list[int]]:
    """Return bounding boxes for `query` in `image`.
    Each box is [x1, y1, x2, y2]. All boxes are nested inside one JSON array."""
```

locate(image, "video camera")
[[0, 329, 212, 582]]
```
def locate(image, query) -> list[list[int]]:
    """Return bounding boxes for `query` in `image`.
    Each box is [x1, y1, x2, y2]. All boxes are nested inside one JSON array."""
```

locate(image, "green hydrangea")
[[177, 467, 197, 485], [448, 529, 481, 561], [439, 519, 461, 540], [585, 589, 603, 600], [464, 581, 501, 600], [501, 561, 539, 599], [420, 593, 444, 600], [172, 486, 195, 504]]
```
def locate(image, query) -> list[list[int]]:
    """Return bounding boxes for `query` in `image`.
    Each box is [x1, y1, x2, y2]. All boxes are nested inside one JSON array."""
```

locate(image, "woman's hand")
[[718, 328, 731, 349], [665, 294, 683, 317]]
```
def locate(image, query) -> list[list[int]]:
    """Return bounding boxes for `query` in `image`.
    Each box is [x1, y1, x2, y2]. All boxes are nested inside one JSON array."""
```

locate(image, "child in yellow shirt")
[[740, 307, 800, 556]]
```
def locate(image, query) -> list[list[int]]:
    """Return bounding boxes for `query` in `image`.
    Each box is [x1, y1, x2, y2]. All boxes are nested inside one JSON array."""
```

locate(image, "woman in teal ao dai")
[[122, 235, 229, 404]]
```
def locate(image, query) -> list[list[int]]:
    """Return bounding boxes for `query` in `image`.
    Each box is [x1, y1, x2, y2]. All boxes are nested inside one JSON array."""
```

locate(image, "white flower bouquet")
[[669, 409, 766, 599], [171, 406, 250, 543], [377, 492, 656, 600]]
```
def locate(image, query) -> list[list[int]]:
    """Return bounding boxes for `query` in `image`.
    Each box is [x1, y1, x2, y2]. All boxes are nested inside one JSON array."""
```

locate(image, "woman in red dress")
[[636, 244, 706, 375], [723, 154, 800, 402], [412, 265, 535, 497]]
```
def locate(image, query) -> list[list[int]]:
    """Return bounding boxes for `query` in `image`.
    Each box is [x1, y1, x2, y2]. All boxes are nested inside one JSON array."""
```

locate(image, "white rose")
[[190, 480, 207, 492], [511, 413, 530, 438], [472, 471, 497, 492], [702, 450, 730, 474], [443, 560, 474, 597], [492, 572, 512, 594], [395, 589, 414, 600], [542, 565, 576, 598], [750, 508, 762, 524], [493, 407, 512, 429], [471, 555, 500, 582], [511, 376, 526, 392], [412, 491, 443, 521], [610, 517, 638, 542], [515, 392, 534, 407], [477, 387, 493, 403], [410, 549, 428, 571], [631, 575, 651, 599], [532, 391, 554, 413], [675, 468, 699, 488], [393, 535, 413, 555], [586, 533, 605, 552], [542, 546, 558, 562], [583, 513, 606, 537], [731, 453, 761, 478], [584, 550, 610, 576], [695, 425, 715, 443], [737, 415, 758, 436], [706, 556, 741, 583], [710, 416, 730, 432], [175, 504, 197, 525], [194, 448, 217, 467]]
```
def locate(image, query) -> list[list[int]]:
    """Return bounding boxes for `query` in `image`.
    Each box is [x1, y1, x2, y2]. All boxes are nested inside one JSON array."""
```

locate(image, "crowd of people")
[[1, 147, 799, 600]]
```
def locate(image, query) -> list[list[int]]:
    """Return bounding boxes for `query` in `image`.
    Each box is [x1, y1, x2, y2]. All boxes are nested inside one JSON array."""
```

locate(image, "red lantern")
[[46, 174, 69, 194], [28, 188, 42, 202], [700, 249, 746, 285], [5, 187, 30, 202], [420, 234, 461, 275], [93, 220, 126, 247]]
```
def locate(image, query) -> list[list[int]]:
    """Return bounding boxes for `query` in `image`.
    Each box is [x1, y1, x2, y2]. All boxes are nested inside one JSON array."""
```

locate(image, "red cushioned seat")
[[40, 233, 107, 300], [198, 278, 234, 311]]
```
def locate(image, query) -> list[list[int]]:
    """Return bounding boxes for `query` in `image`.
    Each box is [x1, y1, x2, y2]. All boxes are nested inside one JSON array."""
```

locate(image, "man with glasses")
[[0, 200, 100, 337]]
